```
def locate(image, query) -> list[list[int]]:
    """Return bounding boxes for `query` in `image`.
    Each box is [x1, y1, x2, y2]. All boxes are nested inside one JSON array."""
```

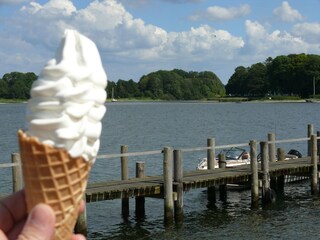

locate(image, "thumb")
[[18, 204, 56, 240]]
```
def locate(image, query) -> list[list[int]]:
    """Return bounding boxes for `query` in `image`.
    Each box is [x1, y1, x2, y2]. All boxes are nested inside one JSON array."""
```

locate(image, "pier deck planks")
[[86, 157, 314, 202]]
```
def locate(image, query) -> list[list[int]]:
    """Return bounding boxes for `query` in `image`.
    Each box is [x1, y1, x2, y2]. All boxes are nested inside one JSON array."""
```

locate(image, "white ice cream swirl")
[[26, 29, 107, 162]]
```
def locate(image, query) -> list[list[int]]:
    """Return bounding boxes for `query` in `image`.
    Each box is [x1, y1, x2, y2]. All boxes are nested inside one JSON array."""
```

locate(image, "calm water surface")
[[1, 102, 320, 239]]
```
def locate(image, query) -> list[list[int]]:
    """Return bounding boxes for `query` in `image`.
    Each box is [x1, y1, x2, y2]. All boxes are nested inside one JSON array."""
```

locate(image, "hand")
[[0, 190, 86, 240]]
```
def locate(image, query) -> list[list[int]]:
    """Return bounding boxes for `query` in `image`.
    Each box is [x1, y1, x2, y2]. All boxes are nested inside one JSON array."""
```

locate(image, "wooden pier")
[[1, 124, 320, 236], [85, 157, 314, 201]]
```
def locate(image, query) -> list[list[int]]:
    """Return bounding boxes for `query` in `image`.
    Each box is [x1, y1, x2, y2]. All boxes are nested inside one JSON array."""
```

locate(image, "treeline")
[[226, 53, 320, 98], [0, 69, 225, 101], [0, 72, 37, 99], [108, 69, 225, 100], [1, 53, 319, 100]]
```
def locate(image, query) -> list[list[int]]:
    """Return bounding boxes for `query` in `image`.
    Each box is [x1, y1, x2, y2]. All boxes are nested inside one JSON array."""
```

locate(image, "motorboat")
[[197, 147, 306, 188], [197, 147, 302, 170], [197, 147, 250, 170]]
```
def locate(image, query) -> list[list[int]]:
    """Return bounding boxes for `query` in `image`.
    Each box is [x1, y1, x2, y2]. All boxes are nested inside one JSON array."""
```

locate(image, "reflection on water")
[[86, 180, 318, 240]]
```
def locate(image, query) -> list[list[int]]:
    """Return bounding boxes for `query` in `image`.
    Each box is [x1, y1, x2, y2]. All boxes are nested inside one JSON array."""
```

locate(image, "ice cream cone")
[[18, 130, 92, 240]]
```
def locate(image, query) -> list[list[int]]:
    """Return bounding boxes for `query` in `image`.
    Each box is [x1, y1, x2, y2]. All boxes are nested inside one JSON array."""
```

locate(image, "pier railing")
[[0, 123, 318, 194]]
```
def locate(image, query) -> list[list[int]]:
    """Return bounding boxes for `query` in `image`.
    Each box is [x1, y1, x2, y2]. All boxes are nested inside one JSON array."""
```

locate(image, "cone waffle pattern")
[[18, 130, 92, 240]]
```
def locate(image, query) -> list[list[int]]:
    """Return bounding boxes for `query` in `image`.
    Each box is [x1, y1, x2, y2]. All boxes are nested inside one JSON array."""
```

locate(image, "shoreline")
[[0, 98, 312, 104]]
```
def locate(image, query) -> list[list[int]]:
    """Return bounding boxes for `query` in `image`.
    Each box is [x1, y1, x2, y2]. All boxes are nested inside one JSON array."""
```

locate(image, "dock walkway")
[[86, 157, 313, 202]]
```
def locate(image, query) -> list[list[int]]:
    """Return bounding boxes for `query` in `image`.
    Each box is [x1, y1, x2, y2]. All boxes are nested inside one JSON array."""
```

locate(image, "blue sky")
[[0, 0, 319, 84]]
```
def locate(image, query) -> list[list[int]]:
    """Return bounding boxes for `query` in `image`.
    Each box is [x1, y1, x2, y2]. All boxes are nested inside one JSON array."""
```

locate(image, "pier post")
[[261, 141, 274, 204], [207, 138, 216, 203], [250, 140, 259, 208], [311, 135, 318, 194], [207, 138, 216, 170], [121, 145, 129, 218], [308, 124, 314, 156], [317, 131, 320, 156], [135, 162, 145, 219], [218, 153, 227, 202], [268, 133, 277, 192], [268, 133, 276, 162], [163, 147, 174, 224], [276, 148, 285, 194], [11, 153, 23, 192], [174, 149, 183, 221], [74, 196, 88, 237]]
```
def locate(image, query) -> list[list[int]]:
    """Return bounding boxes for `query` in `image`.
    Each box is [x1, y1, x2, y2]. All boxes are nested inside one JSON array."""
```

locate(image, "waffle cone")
[[18, 130, 92, 240]]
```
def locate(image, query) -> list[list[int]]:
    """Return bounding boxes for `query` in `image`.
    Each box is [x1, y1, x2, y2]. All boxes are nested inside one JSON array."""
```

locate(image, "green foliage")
[[137, 69, 225, 100], [0, 72, 37, 99], [226, 54, 320, 98]]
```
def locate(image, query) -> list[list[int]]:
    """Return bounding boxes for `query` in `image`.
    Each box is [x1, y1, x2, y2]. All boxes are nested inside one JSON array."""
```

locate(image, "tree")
[[226, 53, 320, 98], [1, 72, 37, 99], [138, 69, 225, 100], [246, 63, 268, 96], [225, 66, 248, 96], [0, 79, 9, 98]]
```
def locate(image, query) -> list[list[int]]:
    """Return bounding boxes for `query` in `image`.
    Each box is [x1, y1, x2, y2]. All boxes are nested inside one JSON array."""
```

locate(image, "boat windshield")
[[219, 148, 245, 160]]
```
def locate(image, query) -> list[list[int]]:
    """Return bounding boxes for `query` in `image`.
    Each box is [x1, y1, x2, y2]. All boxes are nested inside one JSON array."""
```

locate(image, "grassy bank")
[[0, 98, 27, 103]]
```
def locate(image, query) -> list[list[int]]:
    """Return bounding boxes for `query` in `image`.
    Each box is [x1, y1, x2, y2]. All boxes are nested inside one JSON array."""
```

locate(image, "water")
[[1, 101, 320, 239]]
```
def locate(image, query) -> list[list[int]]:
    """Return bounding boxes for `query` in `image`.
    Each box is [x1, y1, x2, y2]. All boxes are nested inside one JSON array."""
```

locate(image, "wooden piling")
[[207, 138, 215, 170], [11, 153, 23, 192], [250, 140, 259, 208], [311, 135, 318, 194], [268, 133, 277, 191], [261, 141, 274, 204], [317, 131, 320, 156], [121, 145, 129, 180], [276, 148, 285, 194], [163, 147, 174, 223], [121, 145, 129, 218], [207, 138, 216, 203], [277, 148, 285, 161], [308, 124, 314, 156], [135, 162, 145, 218], [218, 153, 227, 202], [74, 196, 88, 237], [268, 133, 276, 162], [174, 149, 183, 221]]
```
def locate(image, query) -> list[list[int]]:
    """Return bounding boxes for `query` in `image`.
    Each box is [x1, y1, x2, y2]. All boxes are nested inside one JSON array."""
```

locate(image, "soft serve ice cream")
[[18, 29, 107, 240], [26, 29, 107, 162]]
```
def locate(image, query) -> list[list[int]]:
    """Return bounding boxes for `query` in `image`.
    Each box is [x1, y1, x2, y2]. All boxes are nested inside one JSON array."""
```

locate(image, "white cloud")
[[165, 25, 244, 61], [4, 0, 244, 62], [292, 22, 320, 44], [243, 20, 311, 59], [273, 1, 303, 22], [21, 0, 76, 16], [75, 1, 129, 31], [190, 4, 250, 21]]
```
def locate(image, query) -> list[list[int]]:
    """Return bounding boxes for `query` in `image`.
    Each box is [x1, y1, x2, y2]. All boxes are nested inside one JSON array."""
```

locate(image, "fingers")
[[78, 200, 85, 214], [0, 229, 9, 240], [17, 204, 55, 240], [71, 234, 87, 240], [0, 194, 86, 240], [0, 190, 27, 233]]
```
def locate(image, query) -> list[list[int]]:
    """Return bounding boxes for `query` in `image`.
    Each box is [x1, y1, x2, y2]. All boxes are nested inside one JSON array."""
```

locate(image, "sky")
[[0, 0, 320, 84]]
